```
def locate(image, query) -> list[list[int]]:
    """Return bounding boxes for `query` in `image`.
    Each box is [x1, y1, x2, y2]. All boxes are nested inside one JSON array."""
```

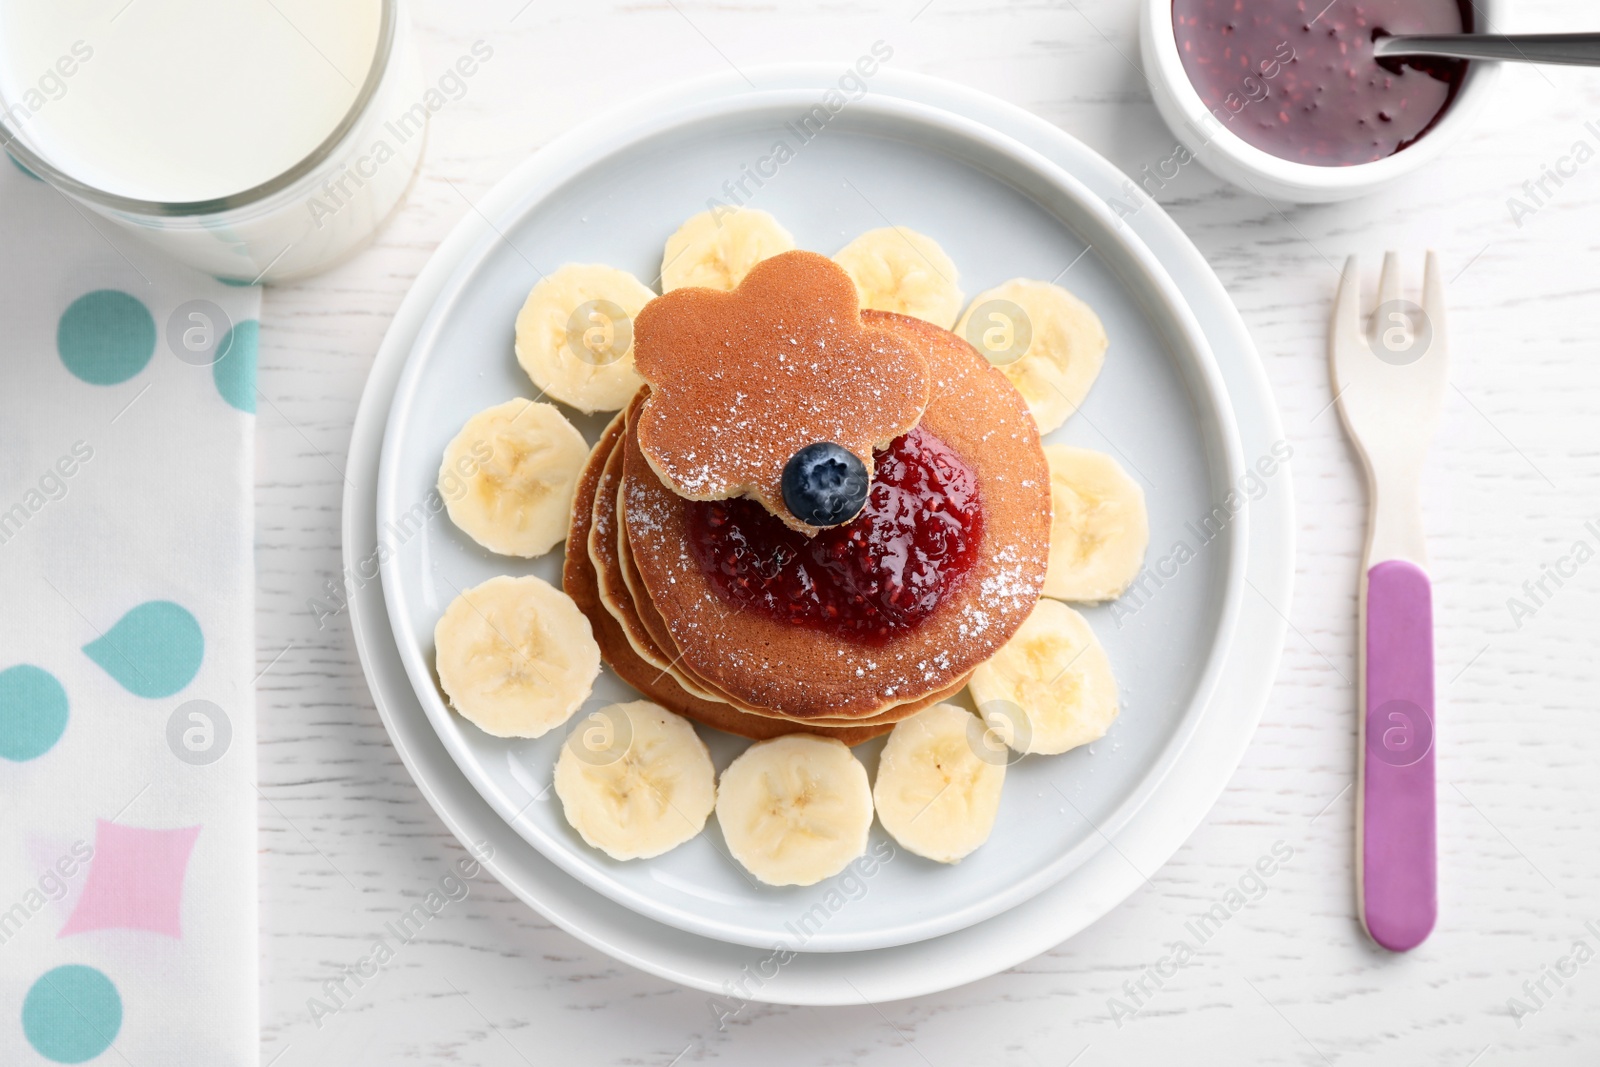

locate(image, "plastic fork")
[[1330, 252, 1448, 952]]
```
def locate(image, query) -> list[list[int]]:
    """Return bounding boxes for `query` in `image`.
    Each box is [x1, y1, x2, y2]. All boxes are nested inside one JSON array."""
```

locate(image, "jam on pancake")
[[688, 427, 984, 644]]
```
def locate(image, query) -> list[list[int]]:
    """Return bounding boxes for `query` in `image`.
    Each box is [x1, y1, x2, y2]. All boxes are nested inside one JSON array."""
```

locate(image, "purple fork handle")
[[1361, 559, 1437, 951]]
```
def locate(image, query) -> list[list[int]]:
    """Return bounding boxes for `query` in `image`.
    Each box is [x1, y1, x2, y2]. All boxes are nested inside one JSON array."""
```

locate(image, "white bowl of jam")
[[1140, 0, 1500, 201]]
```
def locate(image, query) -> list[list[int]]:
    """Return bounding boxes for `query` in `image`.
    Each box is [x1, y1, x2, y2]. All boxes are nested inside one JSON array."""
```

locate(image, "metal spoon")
[[1373, 33, 1600, 66]]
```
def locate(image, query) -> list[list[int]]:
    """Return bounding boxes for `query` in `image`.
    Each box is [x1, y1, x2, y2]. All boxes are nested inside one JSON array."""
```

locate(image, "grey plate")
[[376, 90, 1245, 952]]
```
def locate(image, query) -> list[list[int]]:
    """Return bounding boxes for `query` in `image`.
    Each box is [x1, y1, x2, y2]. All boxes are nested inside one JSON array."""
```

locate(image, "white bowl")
[[1139, 0, 1501, 202]]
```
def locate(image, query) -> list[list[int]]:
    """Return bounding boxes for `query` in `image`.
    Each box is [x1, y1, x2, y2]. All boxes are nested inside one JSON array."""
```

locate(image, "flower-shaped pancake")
[[631, 250, 931, 532]]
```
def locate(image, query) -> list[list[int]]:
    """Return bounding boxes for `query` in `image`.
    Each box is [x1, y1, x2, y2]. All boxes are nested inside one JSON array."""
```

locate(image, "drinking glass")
[[0, 0, 425, 283]]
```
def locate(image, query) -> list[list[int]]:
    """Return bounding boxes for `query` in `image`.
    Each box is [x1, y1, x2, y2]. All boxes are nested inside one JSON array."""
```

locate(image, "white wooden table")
[[256, 1, 1600, 1062]]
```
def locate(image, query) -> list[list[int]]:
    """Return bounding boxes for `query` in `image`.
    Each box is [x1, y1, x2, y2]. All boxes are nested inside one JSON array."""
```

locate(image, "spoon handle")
[[1374, 33, 1600, 66]]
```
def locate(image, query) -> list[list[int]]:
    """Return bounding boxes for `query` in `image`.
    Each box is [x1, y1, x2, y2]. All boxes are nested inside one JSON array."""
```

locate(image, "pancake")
[[562, 411, 890, 744], [584, 412, 765, 712], [631, 251, 931, 533], [590, 427, 671, 673], [595, 399, 748, 710], [622, 311, 1050, 719], [617, 499, 972, 726], [587, 405, 722, 701], [606, 394, 964, 724], [613, 489, 968, 726], [587, 415, 634, 641]]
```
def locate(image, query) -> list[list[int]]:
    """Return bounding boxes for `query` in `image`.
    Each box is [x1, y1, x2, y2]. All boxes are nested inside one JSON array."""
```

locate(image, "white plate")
[[375, 88, 1247, 952], [347, 66, 1291, 999]]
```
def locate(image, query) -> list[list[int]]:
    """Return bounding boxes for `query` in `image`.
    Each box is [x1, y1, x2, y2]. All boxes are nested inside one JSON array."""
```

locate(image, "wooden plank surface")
[[257, 1, 1600, 1062]]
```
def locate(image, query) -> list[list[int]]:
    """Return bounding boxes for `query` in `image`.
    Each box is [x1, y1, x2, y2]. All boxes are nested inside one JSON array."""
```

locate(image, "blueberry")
[[781, 442, 869, 527]]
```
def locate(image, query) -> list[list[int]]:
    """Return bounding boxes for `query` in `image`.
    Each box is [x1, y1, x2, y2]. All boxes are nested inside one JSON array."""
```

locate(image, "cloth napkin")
[[0, 156, 257, 1066]]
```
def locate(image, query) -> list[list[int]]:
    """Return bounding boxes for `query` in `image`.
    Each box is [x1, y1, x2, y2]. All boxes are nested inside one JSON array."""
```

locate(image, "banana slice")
[[660, 207, 795, 292], [434, 575, 600, 738], [554, 700, 717, 860], [833, 226, 964, 329], [968, 598, 1118, 756], [514, 263, 656, 413], [956, 279, 1107, 434], [1043, 445, 1149, 602], [439, 398, 589, 558], [872, 704, 1006, 864], [715, 734, 873, 886]]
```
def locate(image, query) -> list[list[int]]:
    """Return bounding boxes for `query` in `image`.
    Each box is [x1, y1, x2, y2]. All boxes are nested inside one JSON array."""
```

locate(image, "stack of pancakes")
[[563, 299, 1052, 742]]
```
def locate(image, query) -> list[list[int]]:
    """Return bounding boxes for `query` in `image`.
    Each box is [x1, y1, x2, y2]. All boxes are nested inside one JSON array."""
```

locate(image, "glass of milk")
[[0, 0, 425, 283]]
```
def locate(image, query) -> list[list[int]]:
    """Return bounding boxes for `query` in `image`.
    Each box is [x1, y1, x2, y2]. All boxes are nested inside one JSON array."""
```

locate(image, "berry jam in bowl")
[[1139, 0, 1501, 201]]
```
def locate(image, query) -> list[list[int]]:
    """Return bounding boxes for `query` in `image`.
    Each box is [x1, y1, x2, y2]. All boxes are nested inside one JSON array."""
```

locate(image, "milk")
[[0, 0, 423, 281]]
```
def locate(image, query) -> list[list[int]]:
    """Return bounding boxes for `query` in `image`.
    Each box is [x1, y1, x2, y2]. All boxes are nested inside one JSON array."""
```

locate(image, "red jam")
[[687, 427, 984, 644], [1173, 0, 1470, 166]]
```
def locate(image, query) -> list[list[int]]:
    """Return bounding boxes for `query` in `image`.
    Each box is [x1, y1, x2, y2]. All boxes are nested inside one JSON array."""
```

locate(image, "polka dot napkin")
[[0, 156, 258, 1065]]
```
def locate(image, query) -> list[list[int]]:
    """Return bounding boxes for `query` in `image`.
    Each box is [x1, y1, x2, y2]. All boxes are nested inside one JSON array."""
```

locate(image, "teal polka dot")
[[22, 965, 122, 1064], [58, 291, 156, 386], [213, 319, 257, 413], [214, 276, 255, 287], [9, 152, 43, 181], [0, 665, 68, 762], [82, 601, 204, 698]]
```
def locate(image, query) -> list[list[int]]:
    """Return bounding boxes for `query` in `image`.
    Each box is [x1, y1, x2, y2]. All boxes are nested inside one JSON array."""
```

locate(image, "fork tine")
[[1370, 251, 1404, 350], [1421, 250, 1446, 340], [1333, 255, 1361, 344], [1377, 250, 1402, 305]]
